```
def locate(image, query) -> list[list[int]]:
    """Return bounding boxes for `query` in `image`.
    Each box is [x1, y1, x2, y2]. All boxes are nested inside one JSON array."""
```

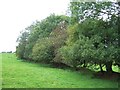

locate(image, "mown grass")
[[2, 53, 119, 88], [0, 53, 2, 89]]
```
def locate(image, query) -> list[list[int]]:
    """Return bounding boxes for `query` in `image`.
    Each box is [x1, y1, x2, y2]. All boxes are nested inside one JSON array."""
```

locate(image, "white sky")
[[0, 0, 70, 52]]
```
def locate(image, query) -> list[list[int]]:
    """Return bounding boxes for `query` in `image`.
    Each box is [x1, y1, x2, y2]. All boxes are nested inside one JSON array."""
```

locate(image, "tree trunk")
[[99, 63, 103, 72], [83, 60, 86, 67], [105, 61, 113, 73]]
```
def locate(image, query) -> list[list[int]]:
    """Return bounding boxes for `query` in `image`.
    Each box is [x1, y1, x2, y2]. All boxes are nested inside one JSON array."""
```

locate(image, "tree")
[[60, 18, 119, 72], [65, 1, 120, 72], [32, 37, 54, 63], [23, 21, 42, 60], [16, 31, 29, 59], [32, 18, 69, 64], [16, 1, 120, 73], [69, 1, 119, 23], [16, 14, 69, 61], [49, 20, 68, 64]]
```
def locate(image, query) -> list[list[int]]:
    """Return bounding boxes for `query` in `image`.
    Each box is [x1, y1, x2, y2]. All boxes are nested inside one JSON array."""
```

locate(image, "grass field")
[[1, 53, 119, 88]]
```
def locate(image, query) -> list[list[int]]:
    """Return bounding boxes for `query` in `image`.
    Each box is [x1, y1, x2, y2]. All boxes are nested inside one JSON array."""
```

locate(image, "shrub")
[[32, 38, 54, 63]]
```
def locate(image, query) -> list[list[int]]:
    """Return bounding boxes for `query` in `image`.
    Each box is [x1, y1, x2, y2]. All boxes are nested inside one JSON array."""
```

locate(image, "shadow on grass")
[[93, 71, 120, 80], [17, 58, 120, 81]]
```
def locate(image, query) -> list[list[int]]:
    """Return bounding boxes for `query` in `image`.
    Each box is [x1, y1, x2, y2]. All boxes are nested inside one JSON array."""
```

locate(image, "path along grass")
[[2, 53, 119, 88]]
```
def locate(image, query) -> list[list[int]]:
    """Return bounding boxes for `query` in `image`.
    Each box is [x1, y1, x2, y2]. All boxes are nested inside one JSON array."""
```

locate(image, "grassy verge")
[[2, 53, 119, 88], [0, 53, 2, 89]]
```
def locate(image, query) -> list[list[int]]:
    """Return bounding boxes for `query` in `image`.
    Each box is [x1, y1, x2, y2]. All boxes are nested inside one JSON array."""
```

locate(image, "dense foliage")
[[16, 1, 120, 73], [60, 18, 119, 72], [16, 14, 69, 60]]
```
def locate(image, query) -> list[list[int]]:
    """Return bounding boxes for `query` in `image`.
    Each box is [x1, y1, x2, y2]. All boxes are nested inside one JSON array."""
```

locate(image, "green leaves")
[[16, 14, 69, 61], [16, 31, 29, 59], [60, 16, 119, 70], [16, 2, 120, 72], [32, 38, 54, 63], [69, 2, 119, 23]]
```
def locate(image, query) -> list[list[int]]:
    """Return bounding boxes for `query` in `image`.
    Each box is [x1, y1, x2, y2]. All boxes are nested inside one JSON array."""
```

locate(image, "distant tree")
[[7, 51, 12, 53], [2, 52, 6, 53]]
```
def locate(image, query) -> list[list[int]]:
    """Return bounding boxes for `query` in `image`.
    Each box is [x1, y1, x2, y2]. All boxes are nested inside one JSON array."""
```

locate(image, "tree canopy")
[[16, 1, 120, 73]]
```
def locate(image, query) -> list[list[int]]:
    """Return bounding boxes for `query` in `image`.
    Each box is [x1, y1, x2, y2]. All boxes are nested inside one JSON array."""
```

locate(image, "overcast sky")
[[0, 0, 70, 52]]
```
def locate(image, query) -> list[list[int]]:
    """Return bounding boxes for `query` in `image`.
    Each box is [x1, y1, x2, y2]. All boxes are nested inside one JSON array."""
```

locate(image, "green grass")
[[2, 53, 119, 88], [0, 53, 2, 89]]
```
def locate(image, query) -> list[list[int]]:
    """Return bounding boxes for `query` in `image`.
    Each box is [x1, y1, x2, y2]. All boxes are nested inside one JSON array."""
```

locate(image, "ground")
[[1, 53, 119, 88]]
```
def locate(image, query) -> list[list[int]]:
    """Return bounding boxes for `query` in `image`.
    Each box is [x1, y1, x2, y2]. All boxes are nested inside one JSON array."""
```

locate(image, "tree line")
[[16, 1, 120, 73]]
